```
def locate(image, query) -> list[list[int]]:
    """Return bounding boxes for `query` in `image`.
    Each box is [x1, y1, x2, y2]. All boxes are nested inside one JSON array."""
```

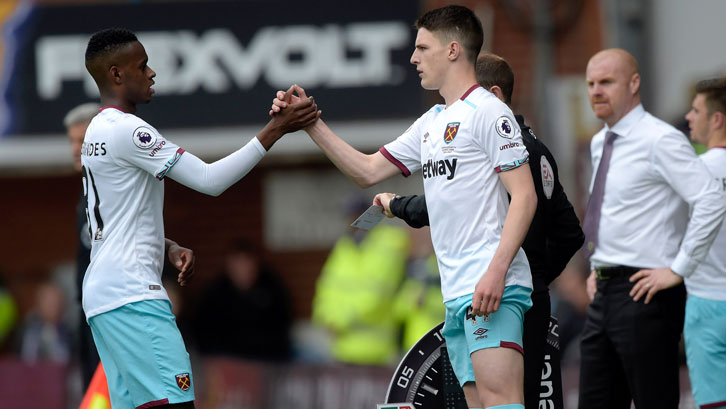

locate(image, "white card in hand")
[[350, 205, 386, 230]]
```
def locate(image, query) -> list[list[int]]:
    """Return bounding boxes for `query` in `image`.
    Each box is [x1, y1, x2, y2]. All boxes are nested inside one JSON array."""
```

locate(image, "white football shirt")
[[685, 147, 726, 300], [382, 85, 532, 302], [80, 107, 184, 318]]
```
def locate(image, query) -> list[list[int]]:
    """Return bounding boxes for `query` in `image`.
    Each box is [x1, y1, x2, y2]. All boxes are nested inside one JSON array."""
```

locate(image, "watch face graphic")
[[385, 322, 467, 409], [384, 317, 564, 409]]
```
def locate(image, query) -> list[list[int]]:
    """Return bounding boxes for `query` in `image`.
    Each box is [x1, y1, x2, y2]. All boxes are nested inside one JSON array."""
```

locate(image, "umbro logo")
[[423, 132, 429, 143], [473, 328, 488, 340]]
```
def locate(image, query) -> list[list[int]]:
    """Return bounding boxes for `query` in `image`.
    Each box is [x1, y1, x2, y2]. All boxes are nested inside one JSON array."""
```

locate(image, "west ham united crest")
[[444, 122, 460, 144], [175, 373, 191, 391]]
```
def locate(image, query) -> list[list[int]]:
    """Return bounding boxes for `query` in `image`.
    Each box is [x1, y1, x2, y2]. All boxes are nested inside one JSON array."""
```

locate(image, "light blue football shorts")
[[89, 299, 195, 409], [442, 285, 532, 387], [684, 294, 726, 409]]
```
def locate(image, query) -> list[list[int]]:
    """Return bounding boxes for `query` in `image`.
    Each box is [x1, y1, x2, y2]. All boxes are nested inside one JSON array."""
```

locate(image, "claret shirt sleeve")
[[110, 117, 184, 180], [475, 105, 529, 173]]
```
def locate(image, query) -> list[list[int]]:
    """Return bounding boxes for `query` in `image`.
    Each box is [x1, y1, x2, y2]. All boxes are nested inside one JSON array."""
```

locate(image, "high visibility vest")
[[0, 290, 17, 344], [79, 363, 110, 409], [312, 224, 410, 365], [393, 254, 445, 351]]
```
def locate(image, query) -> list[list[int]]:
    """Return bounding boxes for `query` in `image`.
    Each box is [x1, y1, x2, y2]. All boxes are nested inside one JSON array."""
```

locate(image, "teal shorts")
[[442, 285, 532, 387], [684, 295, 726, 409], [89, 299, 195, 409]]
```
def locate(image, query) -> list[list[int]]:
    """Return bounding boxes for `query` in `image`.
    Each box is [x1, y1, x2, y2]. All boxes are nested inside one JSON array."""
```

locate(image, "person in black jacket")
[[194, 239, 292, 361], [373, 53, 584, 409]]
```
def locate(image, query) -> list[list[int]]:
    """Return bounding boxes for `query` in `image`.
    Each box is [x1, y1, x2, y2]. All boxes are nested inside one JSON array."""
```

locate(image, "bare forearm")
[[306, 119, 391, 188], [256, 122, 285, 151]]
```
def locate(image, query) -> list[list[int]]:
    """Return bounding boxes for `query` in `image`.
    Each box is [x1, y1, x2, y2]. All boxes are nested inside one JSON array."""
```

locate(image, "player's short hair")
[[476, 53, 514, 105], [85, 27, 138, 62], [415, 5, 483, 66], [695, 77, 726, 117], [63, 102, 101, 128]]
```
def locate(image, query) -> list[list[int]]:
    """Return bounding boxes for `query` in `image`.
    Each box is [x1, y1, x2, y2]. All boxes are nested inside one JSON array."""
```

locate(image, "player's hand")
[[471, 267, 506, 316], [373, 193, 396, 218], [269, 85, 321, 133], [269, 84, 319, 117], [168, 243, 195, 286], [629, 267, 682, 304], [586, 270, 598, 301]]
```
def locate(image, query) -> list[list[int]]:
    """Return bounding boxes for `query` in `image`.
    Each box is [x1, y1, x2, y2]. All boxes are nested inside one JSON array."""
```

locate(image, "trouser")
[[523, 289, 549, 408], [578, 266, 686, 409], [522, 285, 564, 409]]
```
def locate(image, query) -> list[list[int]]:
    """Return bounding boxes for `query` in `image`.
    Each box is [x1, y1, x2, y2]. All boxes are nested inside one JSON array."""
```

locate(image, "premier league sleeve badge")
[[132, 126, 157, 149], [495, 116, 514, 139]]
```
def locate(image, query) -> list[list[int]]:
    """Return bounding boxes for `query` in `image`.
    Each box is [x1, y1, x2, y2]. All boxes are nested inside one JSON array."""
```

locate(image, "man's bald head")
[[586, 48, 642, 127], [588, 48, 640, 82]]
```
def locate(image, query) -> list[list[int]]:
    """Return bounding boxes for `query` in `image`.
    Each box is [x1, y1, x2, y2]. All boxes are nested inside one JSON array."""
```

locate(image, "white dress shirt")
[[589, 104, 726, 277]]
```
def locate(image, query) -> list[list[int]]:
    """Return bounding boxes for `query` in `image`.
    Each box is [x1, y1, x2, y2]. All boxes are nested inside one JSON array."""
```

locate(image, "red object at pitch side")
[[78, 363, 110, 409]]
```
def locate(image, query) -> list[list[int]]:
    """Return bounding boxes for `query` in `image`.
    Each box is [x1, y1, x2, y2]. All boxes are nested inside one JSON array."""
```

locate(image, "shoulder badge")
[[495, 116, 514, 139], [540, 155, 554, 199], [132, 126, 157, 149]]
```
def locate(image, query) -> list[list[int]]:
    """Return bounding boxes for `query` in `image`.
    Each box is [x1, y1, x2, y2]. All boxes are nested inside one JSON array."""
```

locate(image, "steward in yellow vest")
[[312, 224, 410, 365]]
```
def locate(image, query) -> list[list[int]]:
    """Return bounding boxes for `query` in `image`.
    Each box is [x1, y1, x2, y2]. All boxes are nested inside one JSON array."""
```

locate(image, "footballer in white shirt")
[[271, 6, 536, 409], [681, 78, 726, 409], [82, 28, 319, 409]]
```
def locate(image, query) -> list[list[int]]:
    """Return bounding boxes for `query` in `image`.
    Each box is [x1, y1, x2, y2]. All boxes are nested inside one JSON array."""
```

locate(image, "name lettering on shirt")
[[82, 142, 107, 156]]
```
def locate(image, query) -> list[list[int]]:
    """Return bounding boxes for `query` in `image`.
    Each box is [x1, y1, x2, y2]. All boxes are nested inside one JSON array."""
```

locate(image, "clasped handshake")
[[266, 84, 322, 134]]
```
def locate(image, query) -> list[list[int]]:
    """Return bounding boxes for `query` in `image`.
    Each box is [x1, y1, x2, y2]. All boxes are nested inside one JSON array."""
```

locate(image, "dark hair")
[[415, 5, 483, 65], [476, 53, 514, 105], [695, 78, 726, 117], [85, 28, 138, 62]]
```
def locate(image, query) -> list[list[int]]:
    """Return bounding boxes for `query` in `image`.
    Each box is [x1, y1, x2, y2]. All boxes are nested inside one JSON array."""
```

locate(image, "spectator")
[[311, 196, 410, 365], [18, 282, 71, 363], [392, 226, 444, 352], [0, 276, 18, 355], [194, 240, 292, 361]]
